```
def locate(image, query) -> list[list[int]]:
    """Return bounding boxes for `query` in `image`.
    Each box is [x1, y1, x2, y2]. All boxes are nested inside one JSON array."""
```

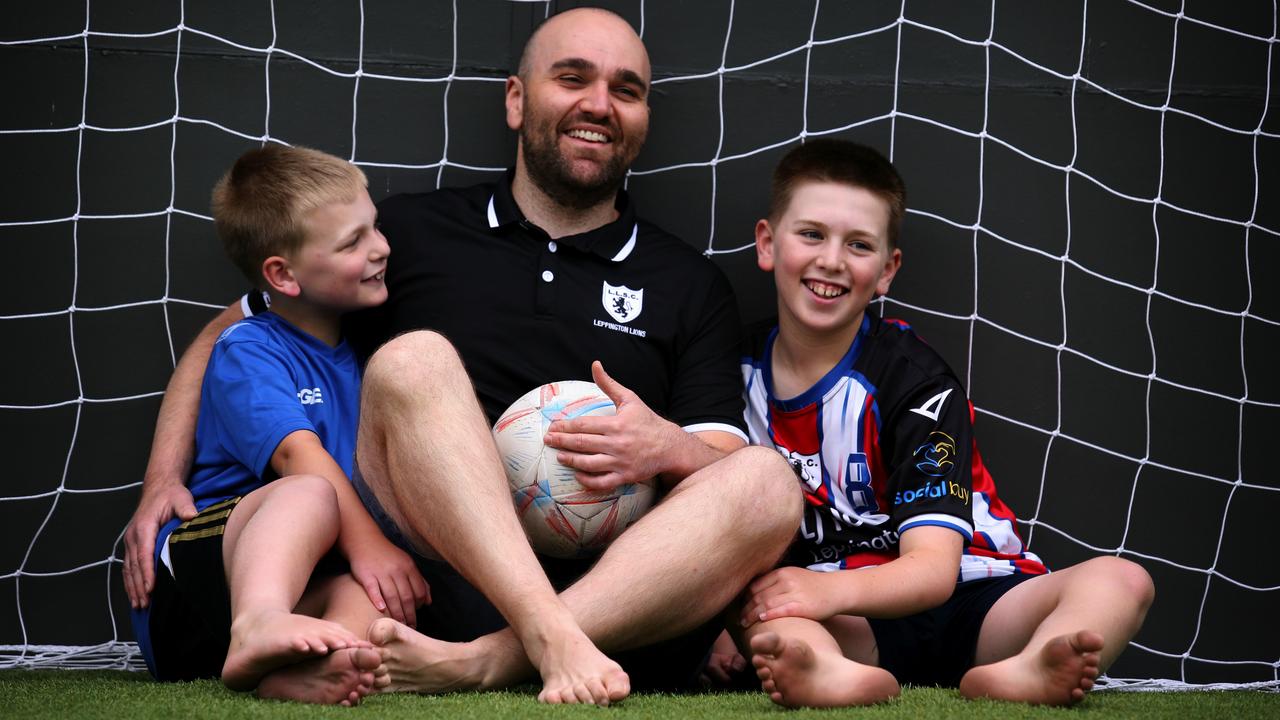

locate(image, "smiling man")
[[123, 6, 799, 706]]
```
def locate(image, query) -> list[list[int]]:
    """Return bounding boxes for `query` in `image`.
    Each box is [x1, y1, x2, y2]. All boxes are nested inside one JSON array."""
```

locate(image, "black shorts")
[[147, 496, 348, 682], [147, 497, 240, 681], [869, 573, 1039, 687], [351, 463, 723, 691]]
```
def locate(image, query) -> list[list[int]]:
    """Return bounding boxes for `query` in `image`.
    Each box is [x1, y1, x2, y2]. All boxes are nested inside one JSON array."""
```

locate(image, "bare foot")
[[368, 617, 486, 693], [530, 625, 630, 706], [750, 631, 899, 707], [256, 647, 384, 706], [222, 610, 362, 691], [959, 630, 1104, 706]]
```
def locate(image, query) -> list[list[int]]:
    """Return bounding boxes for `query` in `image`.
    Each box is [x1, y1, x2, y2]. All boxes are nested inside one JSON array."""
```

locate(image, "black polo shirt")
[[344, 172, 748, 440]]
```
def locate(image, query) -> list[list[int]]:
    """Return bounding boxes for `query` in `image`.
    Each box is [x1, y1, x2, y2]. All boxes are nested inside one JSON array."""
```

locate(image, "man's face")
[[507, 10, 651, 209]]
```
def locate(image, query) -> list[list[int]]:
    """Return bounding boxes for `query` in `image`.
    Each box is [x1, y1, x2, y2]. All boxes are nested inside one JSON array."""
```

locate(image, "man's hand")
[[543, 361, 683, 490], [348, 536, 431, 629], [122, 483, 198, 609], [739, 566, 844, 627]]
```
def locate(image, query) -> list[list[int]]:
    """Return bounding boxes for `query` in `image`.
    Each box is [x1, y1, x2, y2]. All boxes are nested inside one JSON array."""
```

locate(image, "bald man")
[[123, 7, 800, 705]]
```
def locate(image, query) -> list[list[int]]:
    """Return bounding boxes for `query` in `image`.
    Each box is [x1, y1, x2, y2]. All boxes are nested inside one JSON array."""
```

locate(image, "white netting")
[[1, 0, 1276, 690]]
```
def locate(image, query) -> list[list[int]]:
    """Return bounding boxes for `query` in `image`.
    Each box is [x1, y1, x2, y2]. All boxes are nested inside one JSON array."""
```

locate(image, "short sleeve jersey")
[[742, 314, 1047, 581], [152, 311, 362, 558], [342, 172, 747, 438]]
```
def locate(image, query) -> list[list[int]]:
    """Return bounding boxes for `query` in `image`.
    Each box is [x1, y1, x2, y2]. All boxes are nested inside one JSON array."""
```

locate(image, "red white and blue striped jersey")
[[742, 314, 1047, 582]]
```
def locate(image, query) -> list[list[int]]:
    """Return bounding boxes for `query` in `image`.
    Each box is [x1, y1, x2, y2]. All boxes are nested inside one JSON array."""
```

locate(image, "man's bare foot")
[[529, 624, 629, 706], [750, 631, 899, 707], [222, 610, 362, 691], [255, 647, 383, 706], [959, 630, 1104, 705], [368, 617, 487, 693]]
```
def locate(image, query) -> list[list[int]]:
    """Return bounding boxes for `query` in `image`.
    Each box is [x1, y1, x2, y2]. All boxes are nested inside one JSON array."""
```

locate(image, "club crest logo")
[[602, 282, 644, 324]]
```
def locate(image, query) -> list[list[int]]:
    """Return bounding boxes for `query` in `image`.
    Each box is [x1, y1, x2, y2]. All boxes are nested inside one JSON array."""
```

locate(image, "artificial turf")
[[1, 670, 1278, 719]]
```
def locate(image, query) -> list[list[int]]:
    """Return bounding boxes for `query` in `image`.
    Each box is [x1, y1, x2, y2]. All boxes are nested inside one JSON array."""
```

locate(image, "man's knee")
[[728, 445, 802, 538], [362, 330, 464, 403]]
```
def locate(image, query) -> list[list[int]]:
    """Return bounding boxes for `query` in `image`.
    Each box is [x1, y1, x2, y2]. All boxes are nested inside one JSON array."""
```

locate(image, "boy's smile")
[[292, 189, 391, 313], [756, 181, 901, 341]]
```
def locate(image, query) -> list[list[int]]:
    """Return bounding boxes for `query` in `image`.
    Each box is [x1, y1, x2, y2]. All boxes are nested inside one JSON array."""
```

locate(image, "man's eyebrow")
[[549, 57, 595, 73], [548, 57, 648, 91]]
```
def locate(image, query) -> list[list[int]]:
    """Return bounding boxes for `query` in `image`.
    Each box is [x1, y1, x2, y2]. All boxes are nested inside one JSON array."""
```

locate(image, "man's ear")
[[755, 218, 776, 272], [261, 256, 300, 298], [505, 76, 524, 131]]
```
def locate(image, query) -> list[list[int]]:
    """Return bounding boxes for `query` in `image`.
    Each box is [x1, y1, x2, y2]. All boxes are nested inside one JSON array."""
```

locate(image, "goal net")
[[1, 0, 1276, 690]]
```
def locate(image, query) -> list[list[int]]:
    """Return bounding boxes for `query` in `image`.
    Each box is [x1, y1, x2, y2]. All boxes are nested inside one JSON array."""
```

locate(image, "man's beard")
[[520, 114, 641, 212]]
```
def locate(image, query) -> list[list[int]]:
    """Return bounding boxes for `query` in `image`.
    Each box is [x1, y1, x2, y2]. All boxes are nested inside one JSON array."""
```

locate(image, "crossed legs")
[[355, 331, 802, 703]]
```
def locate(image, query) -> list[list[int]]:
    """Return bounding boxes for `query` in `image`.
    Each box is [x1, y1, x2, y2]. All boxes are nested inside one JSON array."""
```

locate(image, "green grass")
[[1, 670, 1277, 719]]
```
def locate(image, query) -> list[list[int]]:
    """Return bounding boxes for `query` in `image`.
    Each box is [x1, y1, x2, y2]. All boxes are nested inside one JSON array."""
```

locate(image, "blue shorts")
[[869, 573, 1040, 687]]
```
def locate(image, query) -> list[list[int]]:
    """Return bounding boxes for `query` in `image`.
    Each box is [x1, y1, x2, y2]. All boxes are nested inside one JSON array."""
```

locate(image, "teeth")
[[567, 129, 608, 143], [806, 280, 846, 298]]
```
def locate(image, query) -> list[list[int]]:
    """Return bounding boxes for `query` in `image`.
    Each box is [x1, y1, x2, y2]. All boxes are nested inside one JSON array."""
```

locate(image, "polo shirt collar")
[[486, 169, 638, 263]]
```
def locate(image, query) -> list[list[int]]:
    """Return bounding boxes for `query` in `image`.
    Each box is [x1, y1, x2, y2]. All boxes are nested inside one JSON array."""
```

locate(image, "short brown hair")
[[769, 139, 906, 249], [211, 144, 367, 287]]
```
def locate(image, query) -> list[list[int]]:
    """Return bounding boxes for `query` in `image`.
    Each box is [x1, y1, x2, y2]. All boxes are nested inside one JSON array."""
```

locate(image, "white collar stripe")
[[487, 195, 499, 228], [611, 224, 638, 262]]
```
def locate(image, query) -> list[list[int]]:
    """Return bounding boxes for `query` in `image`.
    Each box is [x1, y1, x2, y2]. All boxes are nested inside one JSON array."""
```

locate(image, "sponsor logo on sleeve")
[[913, 430, 957, 477]]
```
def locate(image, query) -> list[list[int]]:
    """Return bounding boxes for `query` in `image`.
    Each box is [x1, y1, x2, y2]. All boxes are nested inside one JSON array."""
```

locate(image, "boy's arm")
[[122, 301, 244, 610], [740, 525, 963, 626], [270, 430, 430, 627]]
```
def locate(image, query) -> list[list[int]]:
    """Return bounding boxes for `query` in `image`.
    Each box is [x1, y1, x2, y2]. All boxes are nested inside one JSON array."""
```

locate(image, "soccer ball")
[[492, 380, 656, 559]]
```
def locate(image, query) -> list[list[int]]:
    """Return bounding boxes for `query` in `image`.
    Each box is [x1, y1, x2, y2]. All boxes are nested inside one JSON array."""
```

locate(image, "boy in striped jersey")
[[735, 139, 1153, 707]]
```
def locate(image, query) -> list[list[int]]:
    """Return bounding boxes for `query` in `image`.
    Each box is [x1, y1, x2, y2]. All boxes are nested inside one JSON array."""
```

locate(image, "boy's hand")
[[543, 361, 682, 490], [700, 629, 748, 686], [349, 538, 431, 628], [122, 483, 198, 609], [740, 566, 843, 627]]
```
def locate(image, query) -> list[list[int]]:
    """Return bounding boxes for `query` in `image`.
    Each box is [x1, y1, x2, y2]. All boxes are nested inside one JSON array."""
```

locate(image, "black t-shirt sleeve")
[[666, 264, 748, 438], [880, 373, 976, 540]]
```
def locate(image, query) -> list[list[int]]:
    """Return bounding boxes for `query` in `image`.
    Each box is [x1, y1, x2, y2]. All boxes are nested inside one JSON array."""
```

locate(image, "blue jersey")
[[133, 311, 362, 665], [742, 314, 1046, 582]]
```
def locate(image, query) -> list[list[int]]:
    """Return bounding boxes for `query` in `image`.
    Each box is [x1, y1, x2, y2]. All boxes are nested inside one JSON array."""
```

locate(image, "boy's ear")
[[504, 76, 524, 132], [755, 218, 775, 272], [876, 247, 903, 297], [261, 256, 301, 298]]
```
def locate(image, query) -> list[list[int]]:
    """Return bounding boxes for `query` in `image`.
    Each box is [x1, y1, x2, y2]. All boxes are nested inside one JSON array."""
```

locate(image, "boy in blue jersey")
[[129, 145, 428, 705], [734, 139, 1154, 706]]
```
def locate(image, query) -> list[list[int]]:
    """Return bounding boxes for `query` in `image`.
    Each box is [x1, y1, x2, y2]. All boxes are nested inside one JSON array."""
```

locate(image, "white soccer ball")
[[492, 380, 656, 559]]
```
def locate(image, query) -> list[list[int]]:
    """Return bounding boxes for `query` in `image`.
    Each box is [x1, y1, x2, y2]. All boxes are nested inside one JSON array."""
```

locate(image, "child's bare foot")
[[959, 630, 1104, 705], [256, 647, 384, 706], [531, 625, 630, 706], [368, 617, 485, 693], [749, 631, 899, 707], [222, 610, 362, 691]]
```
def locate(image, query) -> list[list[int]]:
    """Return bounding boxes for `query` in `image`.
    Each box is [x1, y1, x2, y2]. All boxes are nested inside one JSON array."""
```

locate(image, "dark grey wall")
[[2, 0, 1276, 684]]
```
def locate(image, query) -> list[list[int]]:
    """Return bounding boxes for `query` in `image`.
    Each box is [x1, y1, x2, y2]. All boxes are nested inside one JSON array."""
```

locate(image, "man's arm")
[[544, 362, 746, 491], [122, 302, 243, 609], [739, 525, 964, 627], [270, 430, 430, 627]]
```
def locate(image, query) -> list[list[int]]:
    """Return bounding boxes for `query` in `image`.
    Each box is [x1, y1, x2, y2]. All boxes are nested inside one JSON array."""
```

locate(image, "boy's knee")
[[1087, 556, 1155, 608], [276, 474, 340, 516]]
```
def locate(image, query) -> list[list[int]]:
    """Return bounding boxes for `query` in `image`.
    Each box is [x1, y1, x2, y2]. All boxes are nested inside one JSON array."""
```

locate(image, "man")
[[122, 7, 800, 706]]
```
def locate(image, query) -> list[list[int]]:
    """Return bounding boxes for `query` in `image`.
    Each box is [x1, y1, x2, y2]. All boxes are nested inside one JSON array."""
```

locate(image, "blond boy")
[[736, 139, 1154, 706], [129, 145, 428, 704]]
